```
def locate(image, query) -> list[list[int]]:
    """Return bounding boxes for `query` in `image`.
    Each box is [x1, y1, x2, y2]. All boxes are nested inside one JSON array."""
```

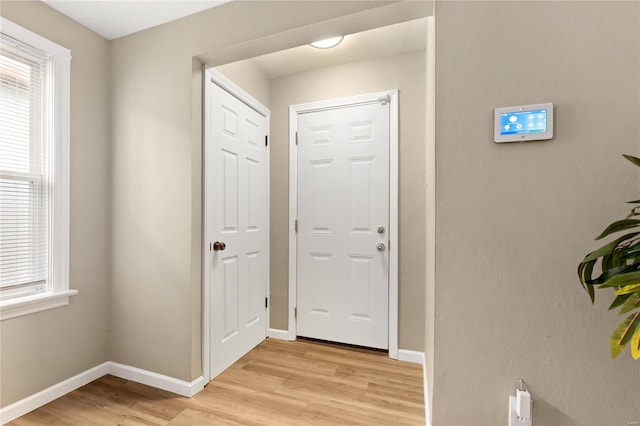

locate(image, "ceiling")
[[42, 0, 232, 40], [40, 1, 426, 78], [239, 18, 427, 80]]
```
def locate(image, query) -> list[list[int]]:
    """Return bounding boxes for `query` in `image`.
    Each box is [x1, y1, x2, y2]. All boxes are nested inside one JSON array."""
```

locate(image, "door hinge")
[[265, 135, 268, 147], [265, 297, 268, 309], [295, 131, 298, 145], [377, 94, 391, 105], [294, 219, 298, 233], [294, 307, 297, 319]]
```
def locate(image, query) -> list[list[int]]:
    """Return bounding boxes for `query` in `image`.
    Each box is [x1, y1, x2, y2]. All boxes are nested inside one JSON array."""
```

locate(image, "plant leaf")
[[600, 271, 640, 288], [592, 266, 640, 286], [615, 284, 640, 296], [623, 154, 640, 167], [582, 232, 640, 263], [602, 253, 613, 272], [603, 251, 626, 273], [596, 219, 640, 240], [620, 292, 640, 315], [620, 249, 640, 260], [577, 259, 596, 302], [609, 293, 633, 310], [610, 312, 640, 358], [631, 326, 640, 360], [578, 258, 593, 284], [611, 250, 623, 267], [627, 200, 640, 204]]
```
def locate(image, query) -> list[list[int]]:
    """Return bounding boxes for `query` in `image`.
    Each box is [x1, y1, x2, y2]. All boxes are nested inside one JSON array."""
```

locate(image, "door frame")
[[202, 66, 271, 383], [288, 90, 399, 359]]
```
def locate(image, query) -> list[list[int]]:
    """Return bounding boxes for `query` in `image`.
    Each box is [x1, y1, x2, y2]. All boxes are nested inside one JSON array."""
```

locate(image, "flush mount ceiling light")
[[310, 36, 344, 49]]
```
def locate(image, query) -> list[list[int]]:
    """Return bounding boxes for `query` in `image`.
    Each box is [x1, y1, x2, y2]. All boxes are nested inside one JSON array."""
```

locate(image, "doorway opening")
[[200, 15, 431, 383]]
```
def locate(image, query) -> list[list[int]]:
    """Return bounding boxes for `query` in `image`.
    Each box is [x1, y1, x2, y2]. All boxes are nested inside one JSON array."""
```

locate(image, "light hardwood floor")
[[9, 338, 424, 425]]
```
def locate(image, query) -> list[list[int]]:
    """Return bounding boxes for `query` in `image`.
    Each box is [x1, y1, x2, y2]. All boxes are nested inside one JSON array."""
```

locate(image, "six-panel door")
[[208, 82, 268, 378], [296, 101, 390, 349]]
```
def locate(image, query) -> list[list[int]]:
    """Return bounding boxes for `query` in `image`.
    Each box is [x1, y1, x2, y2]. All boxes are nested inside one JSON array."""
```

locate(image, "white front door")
[[296, 100, 390, 349], [205, 75, 268, 379]]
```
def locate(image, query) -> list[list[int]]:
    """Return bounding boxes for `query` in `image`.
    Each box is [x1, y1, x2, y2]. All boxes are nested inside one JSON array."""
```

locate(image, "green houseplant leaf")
[[599, 272, 640, 289], [610, 312, 640, 359], [615, 284, 640, 295], [609, 293, 633, 311], [631, 327, 640, 360], [580, 232, 640, 264], [589, 265, 638, 286], [623, 154, 640, 167], [579, 154, 640, 360], [596, 219, 640, 240], [620, 247, 640, 260], [619, 292, 640, 315]]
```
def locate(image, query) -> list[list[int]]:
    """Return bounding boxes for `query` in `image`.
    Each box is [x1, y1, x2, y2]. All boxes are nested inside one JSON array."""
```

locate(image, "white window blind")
[[0, 17, 73, 321], [0, 33, 50, 299]]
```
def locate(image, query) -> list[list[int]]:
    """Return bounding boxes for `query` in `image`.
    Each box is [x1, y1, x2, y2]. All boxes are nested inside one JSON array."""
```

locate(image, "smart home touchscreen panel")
[[494, 103, 553, 143]]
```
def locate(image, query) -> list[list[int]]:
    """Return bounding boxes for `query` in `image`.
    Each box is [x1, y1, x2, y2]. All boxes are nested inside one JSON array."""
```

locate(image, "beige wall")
[[109, 1, 427, 382], [268, 50, 426, 350], [8, 2, 636, 424], [216, 60, 271, 108], [0, 1, 111, 406], [433, 1, 640, 424]]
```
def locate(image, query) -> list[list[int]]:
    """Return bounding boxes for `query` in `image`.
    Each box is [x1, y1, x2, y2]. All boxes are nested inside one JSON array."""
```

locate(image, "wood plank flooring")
[[9, 338, 424, 425]]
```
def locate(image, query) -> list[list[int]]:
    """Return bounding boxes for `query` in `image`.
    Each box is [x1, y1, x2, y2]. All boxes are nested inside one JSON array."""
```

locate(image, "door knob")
[[376, 243, 385, 252], [213, 241, 226, 251], [377, 225, 385, 234]]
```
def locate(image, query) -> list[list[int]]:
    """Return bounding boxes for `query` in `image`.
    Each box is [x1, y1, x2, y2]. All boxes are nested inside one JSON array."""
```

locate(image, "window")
[[0, 18, 75, 320]]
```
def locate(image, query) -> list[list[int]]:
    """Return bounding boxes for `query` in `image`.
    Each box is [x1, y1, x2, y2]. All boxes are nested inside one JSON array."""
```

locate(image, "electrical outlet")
[[509, 396, 532, 426]]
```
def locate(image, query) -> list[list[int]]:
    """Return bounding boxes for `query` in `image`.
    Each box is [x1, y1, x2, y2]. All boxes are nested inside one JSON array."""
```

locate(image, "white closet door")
[[206, 81, 268, 378]]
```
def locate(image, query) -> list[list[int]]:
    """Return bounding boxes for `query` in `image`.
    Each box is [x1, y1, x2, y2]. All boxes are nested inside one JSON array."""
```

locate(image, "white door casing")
[[288, 91, 399, 356], [203, 67, 270, 381]]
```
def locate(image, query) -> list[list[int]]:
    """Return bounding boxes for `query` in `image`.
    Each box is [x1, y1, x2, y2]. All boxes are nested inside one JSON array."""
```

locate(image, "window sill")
[[0, 290, 78, 321]]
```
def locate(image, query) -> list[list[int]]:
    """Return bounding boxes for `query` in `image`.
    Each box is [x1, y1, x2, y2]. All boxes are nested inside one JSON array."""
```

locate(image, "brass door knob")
[[213, 241, 226, 251]]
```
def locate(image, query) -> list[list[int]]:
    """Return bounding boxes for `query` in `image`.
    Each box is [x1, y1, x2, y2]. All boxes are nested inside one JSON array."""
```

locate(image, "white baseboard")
[[397, 349, 425, 365], [422, 353, 431, 426], [396, 350, 430, 425], [0, 362, 205, 425], [0, 362, 110, 425], [268, 328, 290, 340], [108, 362, 205, 398]]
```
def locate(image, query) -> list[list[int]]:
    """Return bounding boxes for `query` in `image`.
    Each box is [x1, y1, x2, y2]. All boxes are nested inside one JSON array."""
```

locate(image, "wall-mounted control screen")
[[494, 103, 553, 143]]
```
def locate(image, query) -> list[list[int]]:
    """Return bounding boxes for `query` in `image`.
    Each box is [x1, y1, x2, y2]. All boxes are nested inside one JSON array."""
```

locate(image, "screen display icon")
[[500, 109, 547, 135]]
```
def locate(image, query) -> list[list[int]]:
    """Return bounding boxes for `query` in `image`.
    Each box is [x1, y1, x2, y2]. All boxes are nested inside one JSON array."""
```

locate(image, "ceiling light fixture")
[[310, 36, 344, 49]]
